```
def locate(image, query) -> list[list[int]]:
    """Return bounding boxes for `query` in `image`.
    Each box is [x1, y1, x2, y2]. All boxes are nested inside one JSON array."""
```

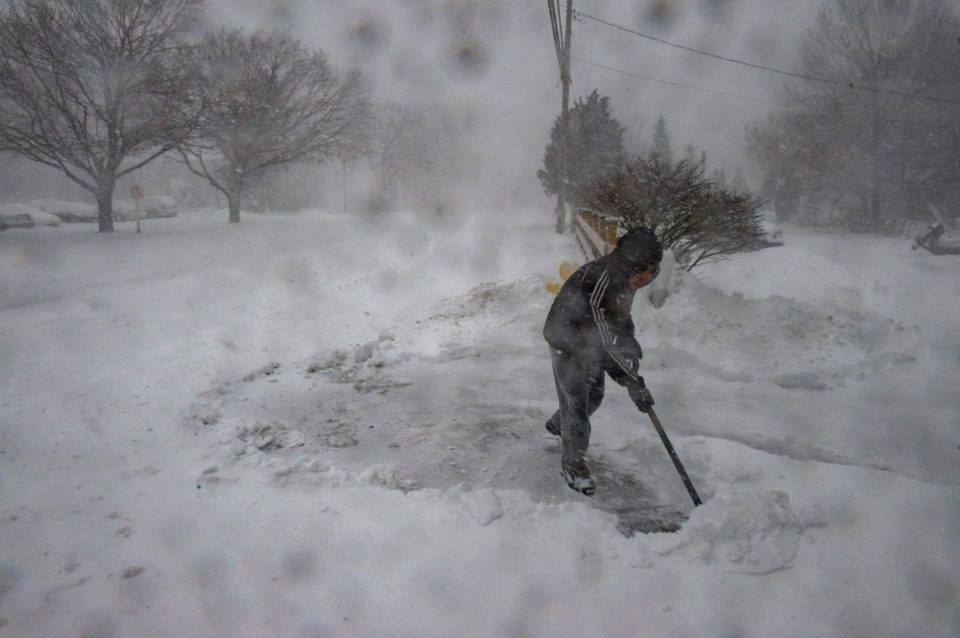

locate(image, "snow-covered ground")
[[1, 209, 957, 637]]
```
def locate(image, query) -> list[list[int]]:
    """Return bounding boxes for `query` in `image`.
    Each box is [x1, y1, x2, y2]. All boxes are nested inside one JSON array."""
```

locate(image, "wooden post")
[[131, 185, 144, 233]]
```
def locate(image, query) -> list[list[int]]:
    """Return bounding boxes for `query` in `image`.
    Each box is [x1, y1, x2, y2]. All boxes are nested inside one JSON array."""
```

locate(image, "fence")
[[573, 208, 619, 260]]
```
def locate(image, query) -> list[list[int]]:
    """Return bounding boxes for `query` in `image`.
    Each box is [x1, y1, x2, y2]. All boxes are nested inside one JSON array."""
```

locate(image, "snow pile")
[[645, 267, 921, 389], [651, 487, 811, 574]]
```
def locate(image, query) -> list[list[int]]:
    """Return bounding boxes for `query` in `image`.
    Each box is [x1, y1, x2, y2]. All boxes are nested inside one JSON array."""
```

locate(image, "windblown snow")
[[0, 209, 957, 637]]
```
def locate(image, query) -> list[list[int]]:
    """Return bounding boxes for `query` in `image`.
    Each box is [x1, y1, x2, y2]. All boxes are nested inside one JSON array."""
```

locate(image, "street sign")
[[131, 185, 144, 200]]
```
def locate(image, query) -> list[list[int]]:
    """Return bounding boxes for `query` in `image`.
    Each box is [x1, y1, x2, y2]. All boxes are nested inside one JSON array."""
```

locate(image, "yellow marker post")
[[558, 261, 577, 280], [546, 261, 579, 295]]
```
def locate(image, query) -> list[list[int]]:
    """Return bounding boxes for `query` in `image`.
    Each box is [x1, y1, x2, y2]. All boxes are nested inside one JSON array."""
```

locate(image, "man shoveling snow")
[[543, 227, 663, 495]]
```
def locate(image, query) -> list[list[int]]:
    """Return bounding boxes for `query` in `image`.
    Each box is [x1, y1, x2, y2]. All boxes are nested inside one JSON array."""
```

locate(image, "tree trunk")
[[96, 179, 115, 233], [227, 193, 241, 223], [226, 173, 244, 223]]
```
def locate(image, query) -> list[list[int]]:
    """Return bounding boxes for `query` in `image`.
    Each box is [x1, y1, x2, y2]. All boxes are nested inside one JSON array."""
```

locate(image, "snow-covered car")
[[141, 195, 179, 218], [0, 203, 61, 230], [761, 224, 784, 247], [29, 198, 98, 223], [745, 222, 784, 251], [912, 203, 960, 255], [111, 200, 137, 221], [112, 196, 179, 221], [912, 222, 960, 255]]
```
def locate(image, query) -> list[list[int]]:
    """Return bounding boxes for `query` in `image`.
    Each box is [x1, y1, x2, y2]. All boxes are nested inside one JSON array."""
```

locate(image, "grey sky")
[[202, 0, 823, 204], [0, 1, 823, 208]]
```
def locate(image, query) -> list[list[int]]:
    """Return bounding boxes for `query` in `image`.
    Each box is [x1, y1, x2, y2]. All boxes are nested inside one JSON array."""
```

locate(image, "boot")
[[545, 416, 560, 437], [561, 459, 595, 496]]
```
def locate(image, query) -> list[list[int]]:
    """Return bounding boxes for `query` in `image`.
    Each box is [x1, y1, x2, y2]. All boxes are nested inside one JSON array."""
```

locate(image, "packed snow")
[[0, 209, 957, 637]]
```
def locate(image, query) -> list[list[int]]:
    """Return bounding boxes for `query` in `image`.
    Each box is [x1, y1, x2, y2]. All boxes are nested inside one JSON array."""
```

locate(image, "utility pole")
[[548, 0, 573, 234], [559, 0, 572, 234]]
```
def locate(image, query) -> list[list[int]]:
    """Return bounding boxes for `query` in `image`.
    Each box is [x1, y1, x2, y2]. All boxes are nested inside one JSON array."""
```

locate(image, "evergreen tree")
[[538, 90, 625, 207], [649, 115, 673, 166], [710, 167, 728, 189]]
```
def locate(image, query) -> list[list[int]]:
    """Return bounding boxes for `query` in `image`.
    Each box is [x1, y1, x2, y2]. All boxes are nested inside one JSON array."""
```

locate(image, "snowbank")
[[0, 211, 957, 637]]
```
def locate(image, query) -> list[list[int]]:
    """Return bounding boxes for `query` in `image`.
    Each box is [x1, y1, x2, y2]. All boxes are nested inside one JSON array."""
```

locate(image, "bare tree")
[[748, 0, 960, 227], [649, 115, 673, 166], [365, 104, 435, 213], [180, 29, 370, 223], [0, 0, 202, 232]]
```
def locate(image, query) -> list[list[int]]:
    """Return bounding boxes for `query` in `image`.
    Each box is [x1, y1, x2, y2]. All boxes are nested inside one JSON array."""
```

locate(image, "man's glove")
[[617, 338, 642, 370], [607, 339, 642, 382], [627, 377, 655, 413]]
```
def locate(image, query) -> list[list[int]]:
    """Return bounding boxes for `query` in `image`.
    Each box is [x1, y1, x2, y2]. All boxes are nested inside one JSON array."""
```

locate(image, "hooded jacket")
[[543, 228, 662, 385]]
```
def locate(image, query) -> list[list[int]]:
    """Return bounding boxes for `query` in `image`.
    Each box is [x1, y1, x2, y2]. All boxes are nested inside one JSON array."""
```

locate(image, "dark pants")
[[548, 347, 606, 469]]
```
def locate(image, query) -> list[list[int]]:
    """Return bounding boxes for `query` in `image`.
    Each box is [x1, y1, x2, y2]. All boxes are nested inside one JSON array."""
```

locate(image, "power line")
[[574, 57, 785, 107], [546, 0, 564, 69], [576, 11, 960, 108]]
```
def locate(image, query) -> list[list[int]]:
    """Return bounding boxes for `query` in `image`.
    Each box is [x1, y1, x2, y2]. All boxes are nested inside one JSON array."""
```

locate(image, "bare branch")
[[578, 156, 766, 270]]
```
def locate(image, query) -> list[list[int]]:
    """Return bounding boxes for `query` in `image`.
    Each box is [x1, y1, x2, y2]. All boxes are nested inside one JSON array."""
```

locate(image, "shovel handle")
[[646, 407, 702, 507]]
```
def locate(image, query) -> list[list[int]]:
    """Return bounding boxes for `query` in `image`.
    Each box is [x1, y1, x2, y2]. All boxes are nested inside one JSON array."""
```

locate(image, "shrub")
[[577, 156, 765, 269]]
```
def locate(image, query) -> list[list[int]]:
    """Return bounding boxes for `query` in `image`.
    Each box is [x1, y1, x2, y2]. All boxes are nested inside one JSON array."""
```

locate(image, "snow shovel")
[[645, 406, 702, 507]]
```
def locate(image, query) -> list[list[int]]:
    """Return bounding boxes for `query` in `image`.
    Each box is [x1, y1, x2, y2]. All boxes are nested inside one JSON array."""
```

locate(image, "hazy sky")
[[0, 1, 826, 209], [573, 1, 821, 169], [200, 0, 824, 201], [0, 0, 821, 208]]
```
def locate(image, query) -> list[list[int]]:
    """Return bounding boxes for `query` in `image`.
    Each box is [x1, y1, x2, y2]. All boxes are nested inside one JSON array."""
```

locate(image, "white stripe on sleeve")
[[589, 269, 636, 377]]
